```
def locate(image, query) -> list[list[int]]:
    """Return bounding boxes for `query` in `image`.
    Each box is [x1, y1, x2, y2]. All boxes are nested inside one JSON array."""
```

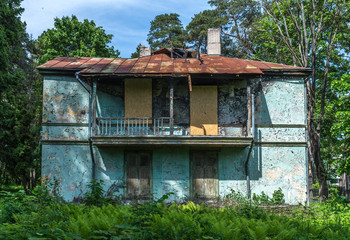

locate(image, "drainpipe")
[[75, 72, 96, 180], [304, 79, 310, 206], [245, 93, 255, 200]]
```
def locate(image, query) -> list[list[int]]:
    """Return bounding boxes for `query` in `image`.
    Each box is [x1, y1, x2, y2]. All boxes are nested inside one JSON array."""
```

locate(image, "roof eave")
[[262, 68, 312, 76]]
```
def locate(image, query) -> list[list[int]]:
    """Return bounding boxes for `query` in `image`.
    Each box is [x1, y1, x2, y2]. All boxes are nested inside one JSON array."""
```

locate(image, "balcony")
[[91, 117, 253, 147], [94, 117, 181, 136]]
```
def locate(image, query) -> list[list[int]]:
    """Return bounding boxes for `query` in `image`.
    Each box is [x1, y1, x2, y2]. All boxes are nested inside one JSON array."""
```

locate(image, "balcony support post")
[[247, 79, 252, 137], [170, 77, 174, 135], [92, 80, 97, 136]]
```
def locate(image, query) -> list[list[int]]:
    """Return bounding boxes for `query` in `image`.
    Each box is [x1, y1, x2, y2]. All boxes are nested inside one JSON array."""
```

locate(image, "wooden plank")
[[205, 155, 218, 197], [192, 152, 218, 198], [126, 154, 138, 198], [190, 86, 218, 135], [126, 152, 151, 198], [125, 78, 152, 118]]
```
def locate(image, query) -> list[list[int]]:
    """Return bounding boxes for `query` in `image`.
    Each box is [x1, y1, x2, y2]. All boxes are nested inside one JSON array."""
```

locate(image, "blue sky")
[[21, 0, 212, 58]]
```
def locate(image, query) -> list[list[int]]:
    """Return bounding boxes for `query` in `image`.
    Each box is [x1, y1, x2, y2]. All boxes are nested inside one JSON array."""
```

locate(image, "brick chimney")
[[207, 28, 221, 56], [139, 45, 151, 57]]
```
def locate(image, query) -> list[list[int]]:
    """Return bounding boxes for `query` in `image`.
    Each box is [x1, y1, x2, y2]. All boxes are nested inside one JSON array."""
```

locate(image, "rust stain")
[[265, 167, 282, 180], [38, 54, 309, 76]]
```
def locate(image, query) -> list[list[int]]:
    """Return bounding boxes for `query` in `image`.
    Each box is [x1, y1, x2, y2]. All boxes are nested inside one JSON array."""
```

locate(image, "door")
[[191, 151, 218, 198], [190, 85, 218, 135], [125, 151, 151, 199]]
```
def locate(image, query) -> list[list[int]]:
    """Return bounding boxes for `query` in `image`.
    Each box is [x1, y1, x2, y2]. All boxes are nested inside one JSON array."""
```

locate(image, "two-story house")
[[38, 29, 310, 204]]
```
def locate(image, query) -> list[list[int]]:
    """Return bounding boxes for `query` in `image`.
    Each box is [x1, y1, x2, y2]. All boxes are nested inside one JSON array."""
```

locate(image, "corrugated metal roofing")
[[37, 54, 309, 76]]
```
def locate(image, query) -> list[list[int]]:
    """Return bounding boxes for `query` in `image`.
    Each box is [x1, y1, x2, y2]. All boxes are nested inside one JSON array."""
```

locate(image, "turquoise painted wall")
[[42, 76, 89, 124], [41, 74, 307, 204], [42, 144, 92, 201], [249, 146, 307, 203], [94, 147, 125, 195], [218, 148, 248, 196], [152, 147, 190, 201]]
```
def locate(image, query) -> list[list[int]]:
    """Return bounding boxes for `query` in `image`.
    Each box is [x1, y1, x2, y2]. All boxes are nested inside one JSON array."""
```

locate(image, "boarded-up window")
[[191, 151, 218, 198], [125, 151, 151, 199], [190, 86, 218, 135], [125, 78, 152, 118]]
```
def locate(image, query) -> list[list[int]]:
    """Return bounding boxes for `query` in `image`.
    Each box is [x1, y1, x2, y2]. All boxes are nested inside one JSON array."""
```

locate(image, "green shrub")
[[272, 188, 285, 204], [1, 188, 350, 239]]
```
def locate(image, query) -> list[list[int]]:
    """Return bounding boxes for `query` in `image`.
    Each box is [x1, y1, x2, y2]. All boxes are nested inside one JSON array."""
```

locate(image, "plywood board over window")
[[124, 78, 152, 118], [190, 85, 218, 135]]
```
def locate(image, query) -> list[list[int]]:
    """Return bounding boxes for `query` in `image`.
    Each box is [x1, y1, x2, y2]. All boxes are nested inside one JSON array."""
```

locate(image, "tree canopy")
[[186, 10, 226, 53], [0, 0, 41, 191], [37, 15, 120, 64], [147, 13, 186, 50]]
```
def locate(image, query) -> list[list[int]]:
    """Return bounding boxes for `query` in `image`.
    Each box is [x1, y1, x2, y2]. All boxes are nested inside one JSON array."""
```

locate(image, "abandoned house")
[[38, 29, 311, 204]]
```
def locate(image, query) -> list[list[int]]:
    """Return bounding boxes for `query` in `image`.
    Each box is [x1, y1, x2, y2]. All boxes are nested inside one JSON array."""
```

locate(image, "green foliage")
[[37, 15, 120, 64], [0, 0, 41, 191], [225, 188, 249, 204], [131, 43, 142, 58], [272, 188, 285, 204], [32, 178, 64, 205], [209, 0, 262, 58], [330, 74, 350, 174], [84, 179, 107, 206], [83, 179, 120, 206], [1, 190, 350, 239], [186, 10, 226, 53], [0, 189, 35, 223], [147, 13, 186, 50], [252, 188, 285, 205]]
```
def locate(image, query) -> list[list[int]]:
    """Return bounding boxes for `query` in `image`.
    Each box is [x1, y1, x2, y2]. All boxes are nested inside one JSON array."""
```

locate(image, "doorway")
[[191, 151, 218, 198]]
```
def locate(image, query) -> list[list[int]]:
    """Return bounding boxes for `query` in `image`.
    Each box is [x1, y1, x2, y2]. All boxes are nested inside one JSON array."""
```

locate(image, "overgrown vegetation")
[[1, 183, 350, 239]]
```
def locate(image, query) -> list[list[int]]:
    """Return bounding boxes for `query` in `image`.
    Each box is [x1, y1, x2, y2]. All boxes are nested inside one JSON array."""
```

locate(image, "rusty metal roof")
[[37, 54, 310, 76]]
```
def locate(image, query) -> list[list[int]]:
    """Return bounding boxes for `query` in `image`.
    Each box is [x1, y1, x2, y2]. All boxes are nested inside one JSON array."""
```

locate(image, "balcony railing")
[[94, 117, 173, 136]]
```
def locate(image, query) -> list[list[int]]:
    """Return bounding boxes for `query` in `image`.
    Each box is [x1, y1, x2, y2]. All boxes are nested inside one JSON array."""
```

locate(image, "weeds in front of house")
[[1, 182, 350, 239]]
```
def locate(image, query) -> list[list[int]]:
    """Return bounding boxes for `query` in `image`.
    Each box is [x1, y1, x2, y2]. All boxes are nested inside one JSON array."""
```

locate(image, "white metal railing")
[[94, 117, 172, 136]]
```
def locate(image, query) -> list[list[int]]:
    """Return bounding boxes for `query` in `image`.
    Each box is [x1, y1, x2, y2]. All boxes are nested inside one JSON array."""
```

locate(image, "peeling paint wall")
[[254, 78, 305, 125], [41, 126, 89, 141], [42, 74, 307, 204], [251, 77, 307, 204], [42, 144, 92, 201], [153, 147, 190, 201], [43, 76, 89, 123], [94, 147, 125, 195], [218, 148, 248, 196], [249, 146, 307, 203]]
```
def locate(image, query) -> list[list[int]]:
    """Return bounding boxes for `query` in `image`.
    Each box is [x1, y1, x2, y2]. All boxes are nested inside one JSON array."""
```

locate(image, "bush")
[[1, 187, 350, 239]]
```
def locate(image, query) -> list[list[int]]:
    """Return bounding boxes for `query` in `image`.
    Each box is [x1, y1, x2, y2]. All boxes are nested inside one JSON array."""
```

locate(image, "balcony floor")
[[91, 135, 253, 147]]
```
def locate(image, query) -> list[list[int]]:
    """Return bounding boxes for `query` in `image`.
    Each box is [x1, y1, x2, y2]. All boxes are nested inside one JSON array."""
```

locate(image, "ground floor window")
[[191, 151, 218, 199], [125, 151, 151, 199]]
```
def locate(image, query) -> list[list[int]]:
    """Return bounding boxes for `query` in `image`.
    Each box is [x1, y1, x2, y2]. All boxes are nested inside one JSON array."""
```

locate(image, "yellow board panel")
[[190, 86, 218, 135], [125, 78, 152, 118]]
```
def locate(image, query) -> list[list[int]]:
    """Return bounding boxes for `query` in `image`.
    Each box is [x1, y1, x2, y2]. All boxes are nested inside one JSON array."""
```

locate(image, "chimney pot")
[[139, 45, 151, 57], [207, 28, 221, 56]]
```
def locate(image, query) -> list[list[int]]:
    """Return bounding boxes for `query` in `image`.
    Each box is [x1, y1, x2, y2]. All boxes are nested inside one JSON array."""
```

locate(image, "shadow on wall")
[[249, 130, 263, 180], [94, 147, 125, 195], [218, 147, 261, 181], [255, 91, 272, 125]]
